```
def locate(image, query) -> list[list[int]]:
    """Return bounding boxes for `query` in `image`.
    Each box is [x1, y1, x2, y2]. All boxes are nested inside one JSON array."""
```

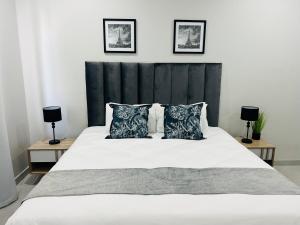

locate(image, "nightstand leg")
[[27, 150, 32, 172], [266, 149, 269, 160], [260, 149, 264, 159], [55, 151, 59, 161], [271, 148, 275, 166]]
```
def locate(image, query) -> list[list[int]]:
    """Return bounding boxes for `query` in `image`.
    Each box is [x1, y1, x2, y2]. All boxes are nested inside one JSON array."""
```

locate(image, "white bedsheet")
[[6, 127, 300, 225]]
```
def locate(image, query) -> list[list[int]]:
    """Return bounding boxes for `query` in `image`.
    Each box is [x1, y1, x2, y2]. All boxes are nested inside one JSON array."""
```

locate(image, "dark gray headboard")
[[85, 62, 222, 127]]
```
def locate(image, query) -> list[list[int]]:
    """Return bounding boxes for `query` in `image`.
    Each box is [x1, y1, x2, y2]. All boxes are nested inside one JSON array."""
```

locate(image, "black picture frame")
[[173, 20, 206, 54], [103, 18, 136, 53]]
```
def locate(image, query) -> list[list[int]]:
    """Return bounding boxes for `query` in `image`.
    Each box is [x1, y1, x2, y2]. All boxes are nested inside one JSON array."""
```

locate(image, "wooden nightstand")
[[235, 137, 276, 166], [27, 138, 75, 174]]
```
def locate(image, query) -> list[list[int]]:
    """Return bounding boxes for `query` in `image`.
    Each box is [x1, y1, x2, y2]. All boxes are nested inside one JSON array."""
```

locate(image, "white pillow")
[[105, 103, 157, 133], [155, 103, 165, 133], [200, 103, 209, 137], [155, 102, 209, 137]]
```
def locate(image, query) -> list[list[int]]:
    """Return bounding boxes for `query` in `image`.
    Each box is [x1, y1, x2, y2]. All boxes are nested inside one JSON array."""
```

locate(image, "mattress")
[[6, 127, 300, 225]]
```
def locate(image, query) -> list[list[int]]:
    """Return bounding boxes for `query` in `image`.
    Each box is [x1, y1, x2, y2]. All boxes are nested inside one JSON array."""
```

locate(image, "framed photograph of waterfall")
[[103, 18, 136, 53], [173, 20, 206, 54]]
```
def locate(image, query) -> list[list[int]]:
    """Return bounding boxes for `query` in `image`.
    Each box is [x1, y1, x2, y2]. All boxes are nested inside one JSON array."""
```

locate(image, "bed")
[[6, 62, 300, 225]]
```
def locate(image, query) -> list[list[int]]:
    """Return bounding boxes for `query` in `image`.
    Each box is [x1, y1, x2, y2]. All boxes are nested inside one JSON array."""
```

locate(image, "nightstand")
[[27, 138, 75, 174], [235, 137, 276, 166]]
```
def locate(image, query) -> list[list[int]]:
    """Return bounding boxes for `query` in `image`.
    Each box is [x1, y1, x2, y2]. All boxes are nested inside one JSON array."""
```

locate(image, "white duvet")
[[6, 127, 300, 225]]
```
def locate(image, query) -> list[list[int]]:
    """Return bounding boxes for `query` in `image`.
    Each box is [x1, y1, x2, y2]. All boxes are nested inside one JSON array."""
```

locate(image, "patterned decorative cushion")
[[106, 104, 152, 139], [162, 103, 204, 140]]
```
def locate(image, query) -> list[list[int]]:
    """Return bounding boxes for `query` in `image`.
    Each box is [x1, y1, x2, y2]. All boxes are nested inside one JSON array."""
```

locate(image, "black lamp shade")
[[43, 106, 62, 122], [241, 106, 259, 121]]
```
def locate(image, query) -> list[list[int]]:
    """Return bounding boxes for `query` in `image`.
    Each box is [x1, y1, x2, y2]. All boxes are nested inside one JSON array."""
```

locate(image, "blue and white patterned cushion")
[[106, 104, 152, 139], [162, 103, 204, 140]]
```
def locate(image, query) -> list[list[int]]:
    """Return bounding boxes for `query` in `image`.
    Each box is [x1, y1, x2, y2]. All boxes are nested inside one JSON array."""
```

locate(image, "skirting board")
[[274, 160, 300, 166], [15, 166, 29, 184], [0, 194, 17, 209]]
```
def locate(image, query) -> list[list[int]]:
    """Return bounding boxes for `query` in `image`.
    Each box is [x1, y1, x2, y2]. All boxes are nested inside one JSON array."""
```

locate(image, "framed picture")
[[103, 18, 136, 53], [173, 20, 206, 54]]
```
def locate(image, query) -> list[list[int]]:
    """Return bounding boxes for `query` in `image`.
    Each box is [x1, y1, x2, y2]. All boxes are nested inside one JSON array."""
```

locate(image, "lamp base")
[[49, 139, 60, 145], [242, 138, 252, 144]]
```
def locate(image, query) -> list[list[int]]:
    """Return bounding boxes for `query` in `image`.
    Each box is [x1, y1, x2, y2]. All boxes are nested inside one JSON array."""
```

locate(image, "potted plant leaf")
[[251, 112, 266, 140]]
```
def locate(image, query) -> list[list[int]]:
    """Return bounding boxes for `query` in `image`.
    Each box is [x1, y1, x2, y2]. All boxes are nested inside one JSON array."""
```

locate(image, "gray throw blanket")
[[24, 167, 300, 201]]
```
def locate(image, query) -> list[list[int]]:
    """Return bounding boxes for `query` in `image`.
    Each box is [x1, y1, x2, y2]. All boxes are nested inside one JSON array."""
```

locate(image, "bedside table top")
[[28, 138, 75, 151], [235, 137, 275, 149]]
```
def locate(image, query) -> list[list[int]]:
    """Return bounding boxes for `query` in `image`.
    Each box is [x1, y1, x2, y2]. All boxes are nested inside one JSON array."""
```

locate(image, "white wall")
[[0, 0, 30, 176], [16, 0, 300, 160]]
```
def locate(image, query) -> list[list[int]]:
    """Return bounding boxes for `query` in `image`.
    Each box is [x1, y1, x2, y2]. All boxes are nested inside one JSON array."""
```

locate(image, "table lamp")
[[43, 106, 62, 145], [241, 106, 259, 144]]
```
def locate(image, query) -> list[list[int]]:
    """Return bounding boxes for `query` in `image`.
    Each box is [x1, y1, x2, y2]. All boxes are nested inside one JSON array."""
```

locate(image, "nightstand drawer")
[[30, 151, 57, 162]]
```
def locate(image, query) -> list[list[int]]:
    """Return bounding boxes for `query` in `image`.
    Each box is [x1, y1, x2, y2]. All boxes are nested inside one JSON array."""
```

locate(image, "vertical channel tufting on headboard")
[[85, 62, 105, 127], [85, 62, 222, 127], [139, 63, 155, 104], [205, 64, 222, 127]]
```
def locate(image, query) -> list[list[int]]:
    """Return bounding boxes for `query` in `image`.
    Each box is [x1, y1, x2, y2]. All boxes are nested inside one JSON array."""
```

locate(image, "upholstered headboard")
[[85, 62, 222, 127]]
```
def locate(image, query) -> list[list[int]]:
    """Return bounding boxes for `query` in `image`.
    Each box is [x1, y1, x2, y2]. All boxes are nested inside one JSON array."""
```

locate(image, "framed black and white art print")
[[103, 18, 136, 53], [173, 20, 206, 54]]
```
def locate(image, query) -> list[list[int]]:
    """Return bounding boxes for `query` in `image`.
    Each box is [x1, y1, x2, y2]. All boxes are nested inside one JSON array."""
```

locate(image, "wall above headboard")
[[16, 0, 300, 161], [85, 62, 222, 127]]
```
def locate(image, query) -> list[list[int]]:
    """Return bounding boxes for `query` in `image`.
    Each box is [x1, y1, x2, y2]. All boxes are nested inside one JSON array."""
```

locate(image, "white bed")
[[6, 127, 300, 225]]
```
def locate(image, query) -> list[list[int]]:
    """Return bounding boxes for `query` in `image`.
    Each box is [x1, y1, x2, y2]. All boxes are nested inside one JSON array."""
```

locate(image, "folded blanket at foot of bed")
[[24, 167, 300, 202]]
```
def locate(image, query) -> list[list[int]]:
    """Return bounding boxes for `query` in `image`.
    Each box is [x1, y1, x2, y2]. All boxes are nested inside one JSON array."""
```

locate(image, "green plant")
[[252, 112, 266, 134]]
